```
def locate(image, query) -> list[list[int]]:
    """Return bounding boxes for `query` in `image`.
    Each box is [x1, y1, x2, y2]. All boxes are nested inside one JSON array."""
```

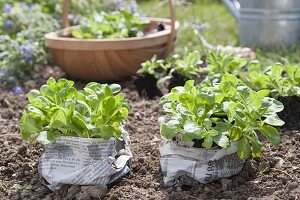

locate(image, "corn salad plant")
[[160, 74, 284, 158], [71, 10, 148, 39], [20, 78, 130, 144]]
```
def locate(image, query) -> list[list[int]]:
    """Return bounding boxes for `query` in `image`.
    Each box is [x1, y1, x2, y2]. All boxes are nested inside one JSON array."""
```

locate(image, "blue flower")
[[19, 2, 29, 10], [2, 3, 12, 12], [4, 20, 13, 29], [194, 23, 209, 31], [20, 44, 32, 63], [10, 86, 24, 94], [117, 0, 138, 13]]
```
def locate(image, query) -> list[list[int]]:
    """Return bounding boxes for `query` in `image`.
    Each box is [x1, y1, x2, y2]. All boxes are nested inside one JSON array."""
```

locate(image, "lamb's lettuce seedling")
[[242, 62, 300, 97], [169, 50, 204, 80], [160, 74, 284, 159], [207, 51, 248, 76], [72, 10, 148, 39], [137, 55, 170, 79], [206, 52, 300, 98], [20, 77, 129, 144]]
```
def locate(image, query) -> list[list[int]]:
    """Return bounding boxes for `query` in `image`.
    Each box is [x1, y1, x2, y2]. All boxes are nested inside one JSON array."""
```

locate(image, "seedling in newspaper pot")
[[20, 77, 132, 190], [159, 74, 284, 186]]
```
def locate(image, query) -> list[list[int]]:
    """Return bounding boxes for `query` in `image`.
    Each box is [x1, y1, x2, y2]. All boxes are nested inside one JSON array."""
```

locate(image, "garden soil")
[[0, 66, 300, 200]]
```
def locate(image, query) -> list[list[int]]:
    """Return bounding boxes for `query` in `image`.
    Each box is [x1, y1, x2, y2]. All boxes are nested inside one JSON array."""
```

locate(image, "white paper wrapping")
[[38, 131, 132, 191], [159, 140, 245, 187]]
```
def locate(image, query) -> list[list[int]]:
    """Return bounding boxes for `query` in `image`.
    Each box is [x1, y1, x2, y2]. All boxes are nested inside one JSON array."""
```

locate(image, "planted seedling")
[[135, 55, 170, 99], [207, 51, 248, 76], [20, 77, 130, 144], [71, 10, 148, 39], [167, 50, 205, 91], [241, 61, 300, 129], [160, 74, 284, 159]]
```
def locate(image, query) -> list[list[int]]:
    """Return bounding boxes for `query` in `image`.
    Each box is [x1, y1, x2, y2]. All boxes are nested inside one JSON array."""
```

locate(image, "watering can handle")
[[222, 0, 240, 20]]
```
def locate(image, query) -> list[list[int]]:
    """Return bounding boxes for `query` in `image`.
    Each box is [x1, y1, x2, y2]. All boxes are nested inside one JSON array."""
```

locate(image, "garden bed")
[[0, 67, 300, 200]]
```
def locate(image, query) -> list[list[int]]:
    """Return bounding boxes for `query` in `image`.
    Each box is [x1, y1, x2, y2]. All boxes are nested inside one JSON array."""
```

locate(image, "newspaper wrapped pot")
[[38, 131, 132, 191], [159, 140, 244, 187]]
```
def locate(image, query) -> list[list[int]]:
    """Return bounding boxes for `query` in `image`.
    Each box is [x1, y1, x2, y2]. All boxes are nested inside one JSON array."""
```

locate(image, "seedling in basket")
[[71, 10, 148, 39]]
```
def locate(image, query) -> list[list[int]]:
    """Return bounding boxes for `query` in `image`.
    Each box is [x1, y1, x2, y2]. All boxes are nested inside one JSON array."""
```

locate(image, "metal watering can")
[[223, 0, 300, 49]]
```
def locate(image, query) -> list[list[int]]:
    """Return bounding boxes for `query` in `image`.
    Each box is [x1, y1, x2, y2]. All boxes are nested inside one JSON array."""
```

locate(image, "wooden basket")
[[45, 0, 179, 81]]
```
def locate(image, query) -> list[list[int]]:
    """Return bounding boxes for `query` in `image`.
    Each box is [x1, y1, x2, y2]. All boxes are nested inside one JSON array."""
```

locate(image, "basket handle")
[[163, 0, 176, 57], [62, 0, 70, 28]]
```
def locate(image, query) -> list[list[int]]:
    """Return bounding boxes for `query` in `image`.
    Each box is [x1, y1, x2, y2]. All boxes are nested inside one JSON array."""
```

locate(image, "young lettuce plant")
[[135, 55, 170, 98], [20, 77, 129, 144], [71, 10, 148, 39], [137, 55, 170, 80], [242, 61, 300, 97], [207, 51, 248, 76], [160, 74, 284, 159], [166, 50, 205, 91]]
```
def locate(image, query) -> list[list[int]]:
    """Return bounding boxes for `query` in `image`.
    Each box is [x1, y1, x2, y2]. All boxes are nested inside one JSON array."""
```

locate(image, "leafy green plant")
[[0, 4, 59, 83], [71, 10, 148, 39], [160, 74, 284, 158], [0, 35, 47, 82], [137, 55, 169, 79], [0, 4, 58, 38], [20, 78, 130, 144], [169, 50, 204, 80], [207, 51, 248, 76], [241, 61, 300, 98]]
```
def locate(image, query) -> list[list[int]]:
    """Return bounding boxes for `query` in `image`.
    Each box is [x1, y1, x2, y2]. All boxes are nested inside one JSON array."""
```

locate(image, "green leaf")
[[237, 137, 251, 159], [109, 84, 121, 94], [50, 109, 68, 128], [262, 98, 284, 114], [214, 122, 231, 133], [202, 136, 213, 149], [183, 121, 200, 134], [249, 92, 262, 108], [27, 90, 41, 102], [100, 127, 114, 140], [256, 125, 280, 146], [179, 93, 195, 109], [249, 136, 262, 157], [20, 114, 42, 140], [212, 134, 230, 148], [181, 132, 194, 142], [264, 115, 285, 126], [270, 64, 283, 78], [195, 92, 215, 105], [256, 90, 270, 98], [72, 113, 88, 130], [229, 126, 243, 141], [160, 123, 177, 139]]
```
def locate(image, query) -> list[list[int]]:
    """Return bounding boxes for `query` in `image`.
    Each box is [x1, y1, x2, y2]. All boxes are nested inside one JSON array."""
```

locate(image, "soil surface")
[[1, 66, 300, 200]]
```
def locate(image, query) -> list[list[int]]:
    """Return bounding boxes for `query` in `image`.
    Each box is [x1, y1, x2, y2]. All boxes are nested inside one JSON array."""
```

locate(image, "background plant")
[[0, 4, 59, 83], [71, 10, 148, 39], [160, 74, 284, 158], [241, 61, 300, 98], [137, 55, 171, 88], [168, 50, 204, 80], [20, 78, 130, 144]]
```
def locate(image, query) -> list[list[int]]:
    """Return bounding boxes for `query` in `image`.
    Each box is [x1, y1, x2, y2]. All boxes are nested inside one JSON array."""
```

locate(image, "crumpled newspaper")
[[38, 131, 132, 191], [159, 140, 245, 187]]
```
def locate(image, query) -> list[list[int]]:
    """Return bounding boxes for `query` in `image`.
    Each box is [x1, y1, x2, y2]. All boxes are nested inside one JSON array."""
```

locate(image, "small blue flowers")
[[194, 23, 209, 31], [4, 20, 13, 29], [2, 3, 12, 13], [20, 44, 32, 63], [10, 86, 24, 94], [117, 0, 138, 13]]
